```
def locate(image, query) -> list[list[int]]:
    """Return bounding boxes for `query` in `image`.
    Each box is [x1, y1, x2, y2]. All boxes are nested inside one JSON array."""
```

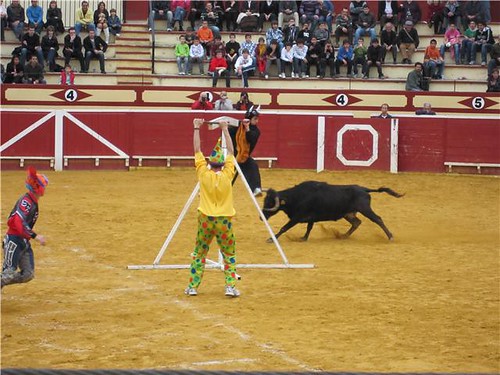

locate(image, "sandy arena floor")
[[1, 168, 499, 372]]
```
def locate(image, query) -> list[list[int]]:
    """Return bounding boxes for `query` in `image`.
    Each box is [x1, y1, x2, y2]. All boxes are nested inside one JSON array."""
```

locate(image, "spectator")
[[209, 49, 230, 87], [197, 20, 214, 58], [397, 20, 419, 64], [280, 42, 294, 78], [415, 102, 436, 115], [60, 63, 75, 85], [399, 0, 421, 27], [440, 23, 461, 65], [211, 1, 226, 31], [424, 39, 445, 79], [255, 36, 267, 77], [405, 62, 425, 91], [175, 35, 189, 75], [381, 22, 398, 64], [442, 0, 462, 31], [239, 33, 257, 66], [486, 68, 499, 92], [317, 0, 334, 35], [259, 0, 278, 32], [188, 0, 203, 30], [264, 39, 281, 79], [297, 22, 312, 45], [214, 91, 233, 110], [283, 17, 299, 46], [472, 21, 494, 66], [237, 0, 259, 32], [0, 0, 6, 41], [426, 0, 445, 34], [349, 1, 366, 27], [235, 48, 254, 88], [7, 0, 25, 41], [23, 54, 45, 83], [108, 8, 121, 37], [191, 92, 213, 110], [4, 55, 23, 83], [306, 36, 321, 77], [278, 0, 299, 29], [292, 38, 308, 78], [352, 37, 367, 78], [266, 20, 283, 51], [20, 24, 43, 67], [378, 0, 399, 30], [462, 0, 484, 31], [335, 39, 354, 78], [83, 29, 107, 74], [94, 1, 109, 44], [354, 4, 376, 45], [188, 37, 205, 75], [148, 0, 172, 32], [209, 35, 225, 59], [45, 1, 64, 34], [200, 2, 221, 36], [234, 91, 254, 111], [184, 26, 195, 46], [299, 0, 320, 32], [481, 0, 491, 23], [41, 25, 59, 72], [461, 20, 477, 64], [313, 21, 329, 49], [364, 38, 385, 79], [75, 1, 95, 36], [377, 103, 393, 118], [26, 0, 42, 34], [225, 33, 240, 73], [319, 40, 335, 78], [170, 0, 189, 32], [334, 7, 353, 47], [64, 27, 85, 73], [487, 35, 500, 75]]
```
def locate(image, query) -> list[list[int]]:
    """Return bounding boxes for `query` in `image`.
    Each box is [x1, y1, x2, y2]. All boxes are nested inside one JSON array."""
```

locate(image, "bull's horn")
[[263, 197, 280, 212]]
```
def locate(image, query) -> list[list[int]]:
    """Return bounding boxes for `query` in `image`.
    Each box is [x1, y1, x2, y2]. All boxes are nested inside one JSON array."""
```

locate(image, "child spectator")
[[264, 39, 281, 79], [225, 33, 240, 73], [60, 64, 75, 85], [292, 38, 308, 78], [440, 23, 461, 65], [188, 37, 205, 75], [197, 20, 214, 58], [297, 22, 312, 45], [26, 0, 43, 34], [75, 0, 95, 36], [64, 27, 85, 73], [426, 0, 445, 34], [175, 35, 189, 75], [234, 48, 254, 88], [41, 25, 59, 72], [486, 68, 499, 92], [461, 20, 477, 64], [335, 39, 354, 77], [20, 24, 44, 67], [4, 55, 23, 83], [239, 34, 257, 59], [184, 26, 195, 46], [209, 35, 225, 60], [334, 7, 353, 47], [364, 38, 385, 79], [94, 1, 110, 44], [283, 17, 299, 46], [472, 21, 494, 66], [7, 0, 25, 41], [83, 29, 107, 74], [280, 42, 294, 78], [306, 36, 321, 77], [108, 8, 122, 37], [381, 22, 398, 64], [255, 36, 267, 77], [209, 49, 230, 87], [352, 37, 367, 78], [266, 20, 283, 51], [45, 1, 64, 34], [397, 20, 419, 64], [23, 54, 46, 84], [0, 0, 7, 41], [354, 4, 376, 45], [424, 38, 445, 79], [319, 40, 335, 78]]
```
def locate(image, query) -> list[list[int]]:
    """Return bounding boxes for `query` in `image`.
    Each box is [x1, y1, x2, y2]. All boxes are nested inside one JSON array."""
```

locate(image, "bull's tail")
[[366, 187, 405, 198]]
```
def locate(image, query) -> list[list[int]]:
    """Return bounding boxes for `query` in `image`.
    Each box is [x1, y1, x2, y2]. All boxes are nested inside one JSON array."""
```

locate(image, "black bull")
[[262, 181, 404, 241]]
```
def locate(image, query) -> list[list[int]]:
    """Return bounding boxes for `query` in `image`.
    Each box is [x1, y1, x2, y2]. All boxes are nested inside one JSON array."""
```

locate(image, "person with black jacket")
[[363, 38, 385, 79], [45, 0, 64, 34], [381, 22, 398, 63], [472, 21, 494, 66], [83, 29, 108, 74], [397, 20, 419, 64], [378, 0, 398, 30], [4, 55, 24, 84], [63, 27, 85, 73], [41, 26, 59, 71], [20, 24, 44, 67], [258, 0, 278, 32]]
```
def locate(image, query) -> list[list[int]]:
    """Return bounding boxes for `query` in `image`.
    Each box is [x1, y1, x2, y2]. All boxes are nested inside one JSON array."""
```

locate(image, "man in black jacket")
[[20, 24, 44, 67], [397, 20, 419, 64], [64, 27, 85, 72], [83, 29, 108, 74]]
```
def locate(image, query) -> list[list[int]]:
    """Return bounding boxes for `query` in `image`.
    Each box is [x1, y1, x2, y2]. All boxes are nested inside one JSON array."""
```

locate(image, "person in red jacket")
[[2, 166, 49, 289], [60, 63, 75, 85], [209, 49, 230, 88], [191, 91, 214, 110]]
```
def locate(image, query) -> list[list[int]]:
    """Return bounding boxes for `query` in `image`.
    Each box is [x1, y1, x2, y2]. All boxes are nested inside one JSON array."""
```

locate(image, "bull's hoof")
[[299, 237, 308, 242], [266, 237, 273, 243]]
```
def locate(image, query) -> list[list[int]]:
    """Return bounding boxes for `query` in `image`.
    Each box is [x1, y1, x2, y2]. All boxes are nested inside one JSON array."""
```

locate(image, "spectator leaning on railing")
[[7, 0, 25, 40]]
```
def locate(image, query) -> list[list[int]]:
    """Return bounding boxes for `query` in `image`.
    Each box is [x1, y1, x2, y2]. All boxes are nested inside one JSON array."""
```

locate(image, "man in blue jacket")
[[26, 0, 43, 34]]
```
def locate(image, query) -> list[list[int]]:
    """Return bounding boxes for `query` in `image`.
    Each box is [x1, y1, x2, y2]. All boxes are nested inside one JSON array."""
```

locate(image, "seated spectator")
[[472, 21, 494, 66], [426, 0, 445, 34], [188, 37, 205, 75], [487, 35, 500, 75], [0, 0, 7, 41], [442, 0, 462, 31], [440, 23, 461, 65], [259, 0, 278, 32], [45, 1, 64, 34], [264, 39, 281, 79], [237, 0, 259, 32], [306, 36, 321, 77], [200, 2, 221, 36], [60, 63, 75, 85], [239, 33, 257, 67], [225, 33, 240, 73], [377, 103, 393, 118], [210, 35, 226, 58], [191, 92, 213, 110], [224, 1, 239, 32], [292, 38, 308, 78], [235, 48, 254, 88], [209, 49, 230, 87], [283, 17, 299, 46], [299, 0, 320, 32], [148, 0, 172, 32], [188, 0, 204, 30], [415, 102, 436, 115], [94, 1, 109, 44], [184, 26, 195, 46], [335, 39, 354, 78], [175, 35, 189, 75], [4, 55, 23, 83], [354, 4, 376, 45], [486, 68, 499, 92], [255, 36, 267, 77], [319, 40, 335, 78], [378, 0, 399, 31], [334, 7, 353, 47], [461, 20, 477, 64], [41, 26, 59, 72], [23, 54, 45, 83], [197, 20, 214, 57], [214, 91, 233, 110], [364, 38, 385, 79], [75, 1, 96, 36], [26, 0, 42, 34], [317, 0, 334, 35], [381, 22, 398, 64], [397, 20, 419, 64], [349, 1, 366, 27], [313, 21, 329, 49], [352, 37, 367, 77], [108, 8, 121, 37], [20, 24, 43, 67], [279, 42, 294, 78], [170, 0, 189, 32], [233, 91, 253, 111], [266, 20, 283, 51], [462, 0, 484, 32], [278, 0, 299, 29], [83, 29, 107, 74], [424, 39, 445, 79], [298, 22, 312, 45], [399, 0, 421, 27], [405, 62, 426, 91], [64, 27, 85, 72], [7, 0, 25, 41]]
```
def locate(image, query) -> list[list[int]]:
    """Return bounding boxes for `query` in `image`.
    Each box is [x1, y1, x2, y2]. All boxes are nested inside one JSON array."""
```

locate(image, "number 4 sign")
[[65, 89, 78, 102]]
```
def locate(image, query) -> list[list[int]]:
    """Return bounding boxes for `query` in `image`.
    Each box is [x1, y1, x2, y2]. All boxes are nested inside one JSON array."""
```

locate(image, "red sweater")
[[209, 56, 228, 72]]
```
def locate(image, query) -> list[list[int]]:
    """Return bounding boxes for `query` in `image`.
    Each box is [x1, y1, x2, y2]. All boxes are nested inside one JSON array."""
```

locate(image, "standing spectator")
[[233, 91, 254, 111], [278, 0, 299, 29], [7, 0, 25, 41], [378, 0, 399, 31], [237, 0, 259, 32], [399, 0, 421, 27], [426, 0, 445, 34], [334, 7, 353, 47], [313, 21, 329, 49], [319, 40, 335, 78], [486, 68, 499, 92], [364, 38, 385, 79], [83, 29, 107, 74], [170, 0, 189, 31], [377, 103, 393, 118], [472, 21, 494, 66], [64, 27, 85, 73], [45, 1, 64, 34], [264, 39, 281, 79], [487, 35, 500, 75], [424, 39, 445, 79], [349, 1, 367, 27], [299, 0, 320, 32], [94, 1, 109, 44], [188, 37, 205, 75], [462, 0, 484, 31], [280, 42, 294, 78], [209, 49, 230, 87], [148, 0, 172, 32], [352, 37, 367, 77], [335, 39, 354, 77], [41, 25, 59, 72], [259, 0, 278, 32], [235, 48, 254, 88], [23, 55, 46, 83], [185, 119, 239, 297], [214, 91, 233, 110], [200, 2, 221, 36], [354, 4, 376, 45], [416, 102, 436, 115], [266, 20, 283, 51], [197, 19, 214, 57], [191, 92, 213, 109], [442, 0, 462, 31], [4, 55, 23, 83], [461, 20, 477, 64], [381, 22, 398, 64], [108, 8, 122, 37], [20, 24, 43, 67], [306, 36, 321, 77], [225, 33, 240, 73], [397, 20, 419, 64], [440, 23, 461, 65], [188, 0, 203, 30], [283, 17, 299, 46], [26, 0, 42, 34], [0, 0, 7, 41], [175, 35, 189, 75], [297, 21, 312, 45], [60, 63, 75, 85], [75, 0, 95, 36], [405, 62, 425, 91], [255, 36, 267, 77], [224, 1, 239, 32], [292, 38, 308, 78]]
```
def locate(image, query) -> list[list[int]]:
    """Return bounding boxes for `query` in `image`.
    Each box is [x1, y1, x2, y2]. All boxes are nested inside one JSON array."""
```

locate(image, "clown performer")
[[2, 167, 49, 289], [229, 106, 262, 197], [185, 118, 240, 298]]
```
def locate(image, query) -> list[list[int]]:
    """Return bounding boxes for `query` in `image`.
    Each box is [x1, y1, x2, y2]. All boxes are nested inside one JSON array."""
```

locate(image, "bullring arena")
[[1, 1, 500, 374]]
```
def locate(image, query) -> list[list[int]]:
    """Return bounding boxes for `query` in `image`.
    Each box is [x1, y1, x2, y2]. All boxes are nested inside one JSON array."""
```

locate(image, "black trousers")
[[232, 157, 261, 192]]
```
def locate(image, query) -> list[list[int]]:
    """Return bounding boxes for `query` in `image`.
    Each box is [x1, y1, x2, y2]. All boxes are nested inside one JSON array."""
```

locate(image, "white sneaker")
[[225, 285, 240, 297], [253, 187, 262, 197], [184, 287, 197, 296], [264, 74, 269, 79], [116, 33, 121, 37]]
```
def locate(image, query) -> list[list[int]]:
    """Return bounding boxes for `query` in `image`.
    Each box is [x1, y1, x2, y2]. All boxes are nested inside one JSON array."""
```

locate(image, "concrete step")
[[1, 42, 117, 59], [116, 51, 151, 60], [114, 37, 150, 47], [115, 58, 150, 69]]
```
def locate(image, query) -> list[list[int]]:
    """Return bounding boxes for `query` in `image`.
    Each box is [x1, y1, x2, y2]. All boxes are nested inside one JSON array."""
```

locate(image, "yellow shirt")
[[76, 8, 93, 25], [195, 151, 236, 217]]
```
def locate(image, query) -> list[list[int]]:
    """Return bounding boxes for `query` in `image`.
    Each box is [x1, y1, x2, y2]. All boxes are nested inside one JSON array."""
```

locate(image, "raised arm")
[[193, 118, 203, 153], [219, 121, 234, 156]]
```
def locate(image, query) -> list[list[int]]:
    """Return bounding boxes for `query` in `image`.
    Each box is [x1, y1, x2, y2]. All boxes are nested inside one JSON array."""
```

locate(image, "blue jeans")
[[172, 7, 185, 29], [472, 42, 492, 64], [440, 43, 460, 64], [10, 21, 25, 40], [461, 39, 474, 62], [354, 27, 376, 44], [148, 9, 173, 30], [20, 47, 44, 66], [44, 49, 57, 70], [424, 60, 444, 78], [177, 56, 188, 74], [75, 22, 95, 36]]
